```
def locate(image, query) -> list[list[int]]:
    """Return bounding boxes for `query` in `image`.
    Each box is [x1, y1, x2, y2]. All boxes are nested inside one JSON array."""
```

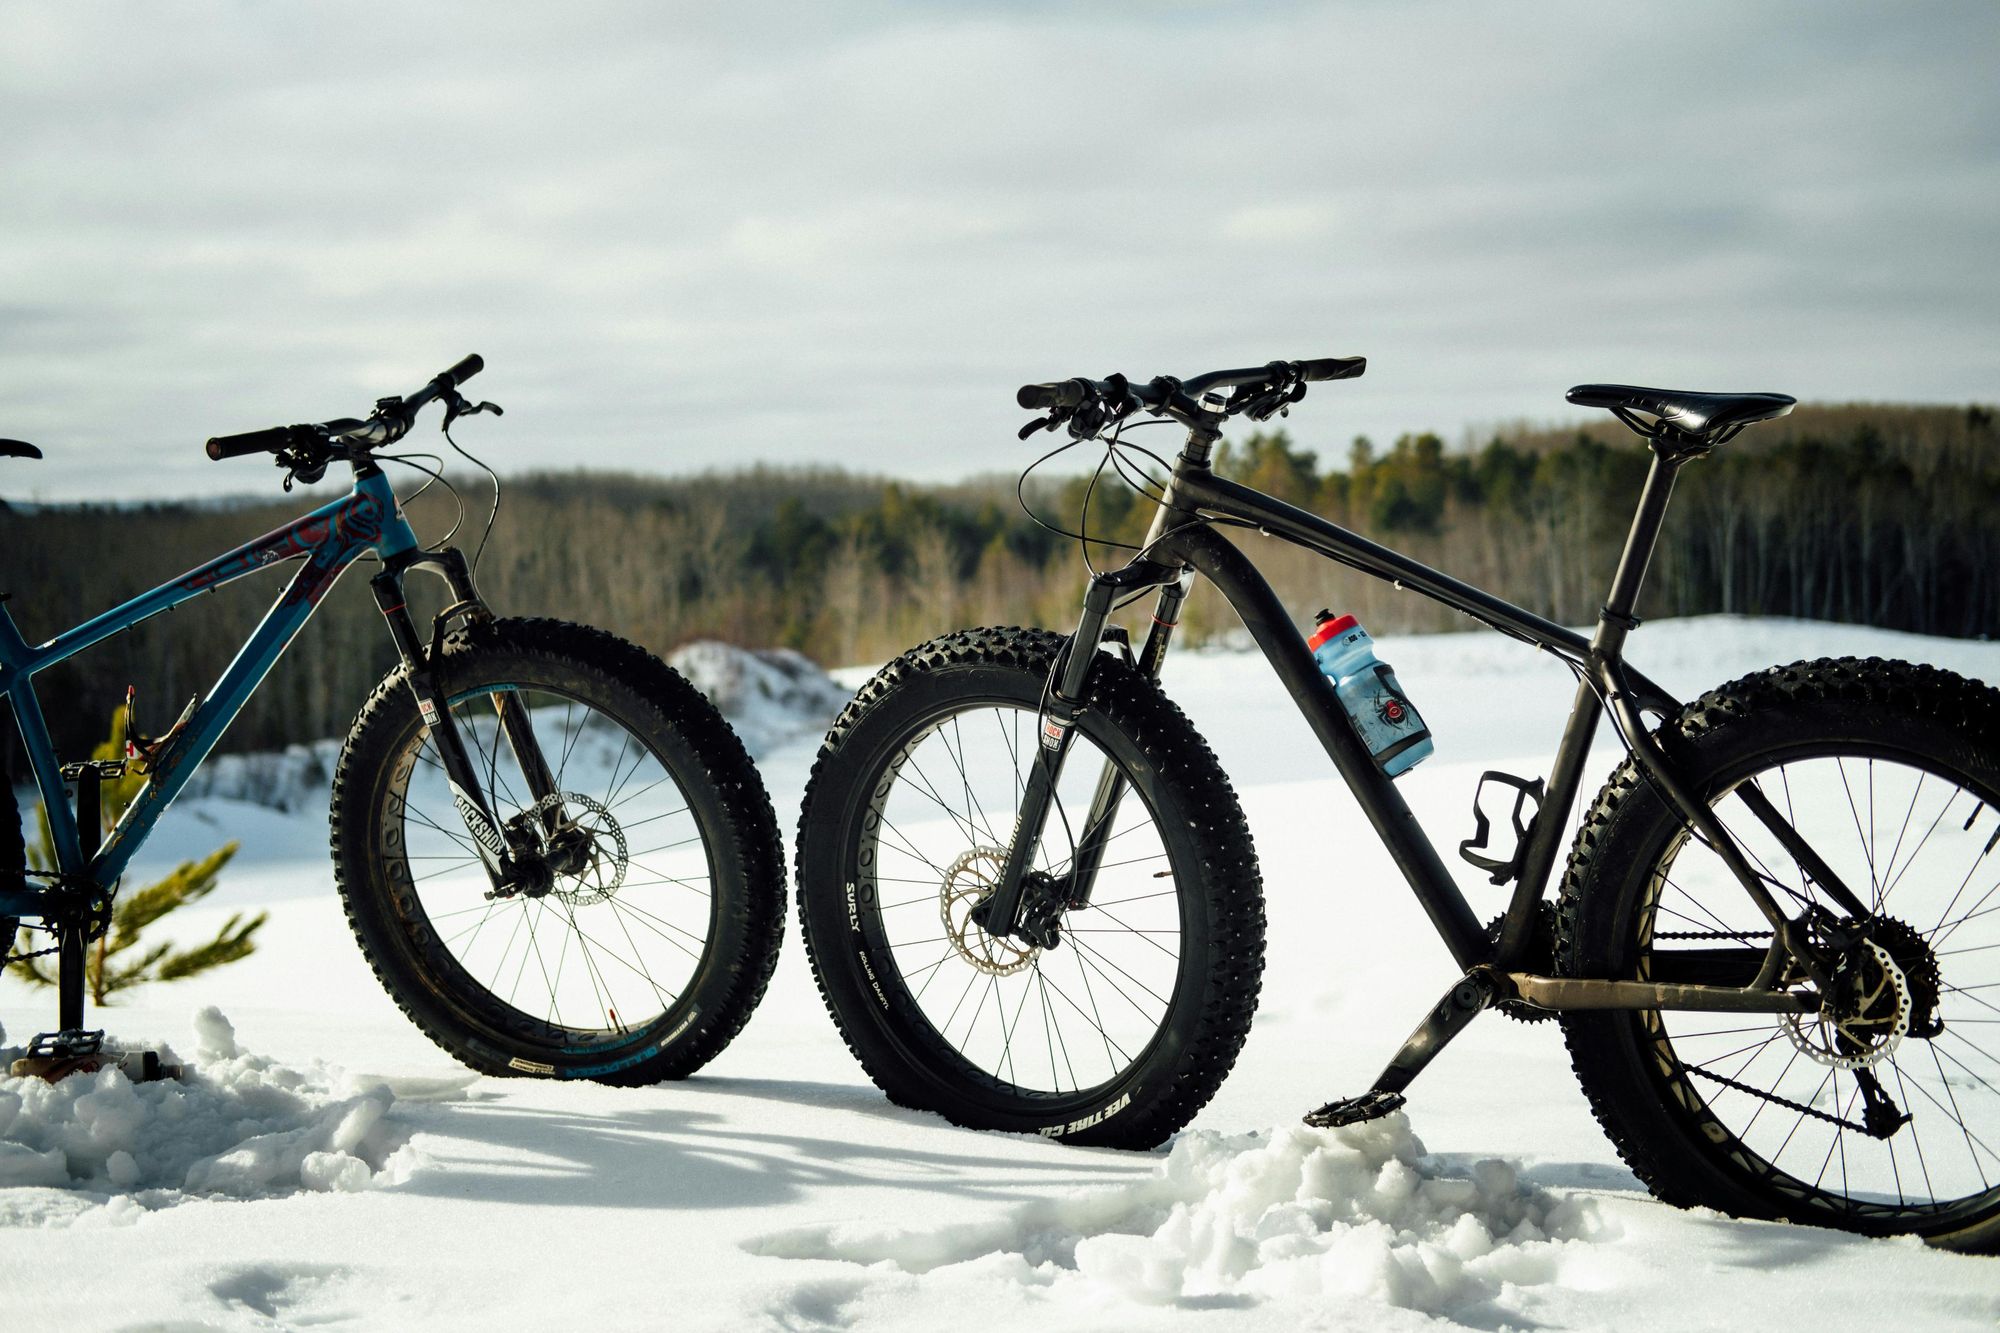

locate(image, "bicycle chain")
[[3, 924, 61, 967], [1660, 926, 1900, 1136], [1684, 1061, 1877, 1136], [1654, 929, 1775, 941]]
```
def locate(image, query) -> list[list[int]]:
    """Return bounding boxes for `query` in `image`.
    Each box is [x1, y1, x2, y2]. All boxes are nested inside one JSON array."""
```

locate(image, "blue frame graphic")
[[1, 469, 419, 916]]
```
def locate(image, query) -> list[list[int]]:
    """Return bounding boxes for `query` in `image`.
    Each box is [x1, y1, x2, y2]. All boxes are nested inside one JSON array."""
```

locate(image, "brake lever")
[[440, 387, 504, 428], [274, 445, 329, 492], [1019, 406, 1073, 441], [1236, 381, 1307, 423]]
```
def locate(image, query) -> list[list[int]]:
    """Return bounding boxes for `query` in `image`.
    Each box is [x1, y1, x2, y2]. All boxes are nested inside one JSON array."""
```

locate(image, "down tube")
[[93, 554, 355, 885], [1157, 524, 1490, 970]]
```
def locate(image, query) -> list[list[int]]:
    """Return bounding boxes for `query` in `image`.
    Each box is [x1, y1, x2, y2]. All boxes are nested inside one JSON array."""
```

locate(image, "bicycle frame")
[[984, 426, 1868, 1059], [0, 467, 418, 919]]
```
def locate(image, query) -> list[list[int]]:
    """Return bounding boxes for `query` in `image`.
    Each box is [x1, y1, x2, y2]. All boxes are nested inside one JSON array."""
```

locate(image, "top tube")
[[3, 469, 414, 679]]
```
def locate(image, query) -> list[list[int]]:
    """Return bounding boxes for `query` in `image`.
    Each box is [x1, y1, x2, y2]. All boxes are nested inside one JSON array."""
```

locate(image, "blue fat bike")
[[795, 356, 2000, 1250], [2, 358, 784, 1083]]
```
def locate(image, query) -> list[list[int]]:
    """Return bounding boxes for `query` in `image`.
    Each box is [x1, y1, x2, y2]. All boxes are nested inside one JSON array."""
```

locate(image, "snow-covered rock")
[[667, 640, 852, 755]]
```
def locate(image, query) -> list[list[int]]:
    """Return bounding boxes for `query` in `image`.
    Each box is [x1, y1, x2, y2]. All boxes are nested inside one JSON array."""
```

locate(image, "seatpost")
[[1592, 451, 1683, 656]]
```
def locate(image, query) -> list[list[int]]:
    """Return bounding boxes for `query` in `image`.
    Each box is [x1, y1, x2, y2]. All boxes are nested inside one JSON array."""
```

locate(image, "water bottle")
[[1308, 610, 1434, 777]]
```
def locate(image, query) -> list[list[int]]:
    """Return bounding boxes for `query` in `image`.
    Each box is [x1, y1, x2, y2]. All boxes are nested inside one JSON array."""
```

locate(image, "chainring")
[[1486, 902, 1560, 1023]]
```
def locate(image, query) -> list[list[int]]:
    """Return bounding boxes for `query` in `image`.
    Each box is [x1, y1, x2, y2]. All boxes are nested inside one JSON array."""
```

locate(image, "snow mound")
[[668, 640, 852, 755], [748, 1117, 1610, 1316], [0, 1007, 454, 1221], [177, 739, 342, 813]]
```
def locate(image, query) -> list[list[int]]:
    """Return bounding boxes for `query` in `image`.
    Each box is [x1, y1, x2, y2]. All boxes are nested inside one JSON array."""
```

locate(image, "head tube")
[[355, 468, 420, 559]]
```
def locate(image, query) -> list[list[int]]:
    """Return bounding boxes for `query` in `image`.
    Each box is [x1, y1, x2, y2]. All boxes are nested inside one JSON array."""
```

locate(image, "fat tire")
[[795, 626, 1265, 1149], [1555, 655, 2000, 1251], [331, 616, 785, 1085]]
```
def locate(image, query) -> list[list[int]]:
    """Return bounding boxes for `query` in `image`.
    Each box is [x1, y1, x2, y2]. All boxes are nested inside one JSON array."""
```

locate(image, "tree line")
[[1, 401, 1992, 768]]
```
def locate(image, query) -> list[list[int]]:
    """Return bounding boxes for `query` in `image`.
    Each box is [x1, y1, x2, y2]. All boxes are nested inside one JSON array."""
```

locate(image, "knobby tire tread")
[[1554, 654, 2000, 1250], [332, 616, 785, 1085], [796, 626, 1266, 1149]]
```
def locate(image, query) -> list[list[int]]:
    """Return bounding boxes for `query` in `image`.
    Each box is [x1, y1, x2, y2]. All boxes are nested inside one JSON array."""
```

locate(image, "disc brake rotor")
[[940, 846, 1039, 977], [549, 791, 629, 907], [1784, 939, 1910, 1071]]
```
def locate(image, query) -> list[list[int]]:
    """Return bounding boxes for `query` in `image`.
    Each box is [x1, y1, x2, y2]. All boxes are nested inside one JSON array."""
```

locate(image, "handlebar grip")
[[442, 353, 484, 387], [1296, 356, 1367, 383], [206, 425, 306, 461], [1017, 380, 1088, 410]]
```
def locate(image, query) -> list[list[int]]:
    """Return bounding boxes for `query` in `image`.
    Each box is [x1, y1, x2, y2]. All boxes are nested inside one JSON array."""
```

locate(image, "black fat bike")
[[3, 357, 785, 1085], [795, 356, 2000, 1250]]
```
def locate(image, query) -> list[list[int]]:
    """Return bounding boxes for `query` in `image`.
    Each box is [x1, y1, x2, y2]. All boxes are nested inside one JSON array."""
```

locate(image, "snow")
[[668, 640, 854, 755], [749, 1119, 1611, 1315], [0, 1006, 445, 1220], [4, 616, 1998, 1330]]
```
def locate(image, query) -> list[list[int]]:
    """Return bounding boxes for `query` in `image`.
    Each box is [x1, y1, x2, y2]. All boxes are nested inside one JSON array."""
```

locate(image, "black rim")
[[1637, 744, 2000, 1229], [386, 682, 718, 1049], [850, 692, 1189, 1105]]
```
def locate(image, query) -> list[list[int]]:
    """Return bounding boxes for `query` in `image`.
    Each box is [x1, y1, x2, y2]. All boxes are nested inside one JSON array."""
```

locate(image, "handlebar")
[[205, 423, 321, 461], [1015, 355, 1365, 439], [204, 354, 487, 463]]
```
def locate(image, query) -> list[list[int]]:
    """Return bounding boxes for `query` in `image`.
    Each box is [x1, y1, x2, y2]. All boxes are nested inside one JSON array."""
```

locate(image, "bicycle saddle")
[[1566, 385, 1795, 442], [0, 439, 42, 459]]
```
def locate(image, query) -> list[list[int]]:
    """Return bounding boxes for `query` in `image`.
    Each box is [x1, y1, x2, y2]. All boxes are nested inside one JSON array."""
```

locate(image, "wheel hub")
[[940, 846, 1040, 976], [1785, 937, 1911, 1070], [504, 791, 629, 907]]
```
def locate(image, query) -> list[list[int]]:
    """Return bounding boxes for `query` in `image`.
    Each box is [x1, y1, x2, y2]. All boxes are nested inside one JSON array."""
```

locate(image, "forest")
[[1, 401, 1993, 768]]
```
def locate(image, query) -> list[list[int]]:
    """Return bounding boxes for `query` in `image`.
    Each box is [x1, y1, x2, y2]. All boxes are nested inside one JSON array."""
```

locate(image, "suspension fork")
[[408, 552, 564, 817], [1065, 572, 1192, 909], [371, 560, 535, 893], [975, 561, 1185, 942]]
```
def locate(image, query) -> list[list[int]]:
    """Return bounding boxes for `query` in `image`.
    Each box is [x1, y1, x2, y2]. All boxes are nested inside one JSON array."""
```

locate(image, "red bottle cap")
[[1307, 612, 1359, 652]]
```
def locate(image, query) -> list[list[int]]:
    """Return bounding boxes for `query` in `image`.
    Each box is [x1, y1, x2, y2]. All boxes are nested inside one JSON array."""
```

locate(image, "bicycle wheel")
[[1558, 656, 2000, 1250], [795, 627, 1265, 1148], [332, 617, 785, 1084]]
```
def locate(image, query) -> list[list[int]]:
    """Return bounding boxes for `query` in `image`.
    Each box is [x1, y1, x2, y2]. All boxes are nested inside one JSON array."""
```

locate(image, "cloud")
[[0, 1, 1994, 503]]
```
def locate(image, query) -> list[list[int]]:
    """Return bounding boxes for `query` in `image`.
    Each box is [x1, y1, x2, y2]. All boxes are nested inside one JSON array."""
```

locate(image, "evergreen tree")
[[9, 706, 262, 1004]]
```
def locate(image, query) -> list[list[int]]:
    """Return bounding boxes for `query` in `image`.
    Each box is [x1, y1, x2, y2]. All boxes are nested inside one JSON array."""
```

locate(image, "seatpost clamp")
[[1599, 606, 1643, 633]]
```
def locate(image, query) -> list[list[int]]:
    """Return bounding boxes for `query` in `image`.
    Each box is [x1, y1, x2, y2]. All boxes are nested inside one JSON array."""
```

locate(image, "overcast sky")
[[1, 1, 1995, 502]]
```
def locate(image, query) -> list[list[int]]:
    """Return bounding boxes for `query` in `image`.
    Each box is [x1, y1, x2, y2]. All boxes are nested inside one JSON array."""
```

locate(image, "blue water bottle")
[[1308, 610, 1434, 777]]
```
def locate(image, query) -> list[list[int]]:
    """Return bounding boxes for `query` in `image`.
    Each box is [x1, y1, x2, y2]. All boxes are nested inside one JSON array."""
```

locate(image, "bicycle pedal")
[[1303, 1088, 1406, 1128], [12, 1033, 183, 1084]]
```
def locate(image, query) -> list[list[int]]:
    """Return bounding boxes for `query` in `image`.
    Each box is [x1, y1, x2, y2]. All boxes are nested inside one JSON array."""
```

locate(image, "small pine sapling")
[[8, 705, 264, 1003]]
